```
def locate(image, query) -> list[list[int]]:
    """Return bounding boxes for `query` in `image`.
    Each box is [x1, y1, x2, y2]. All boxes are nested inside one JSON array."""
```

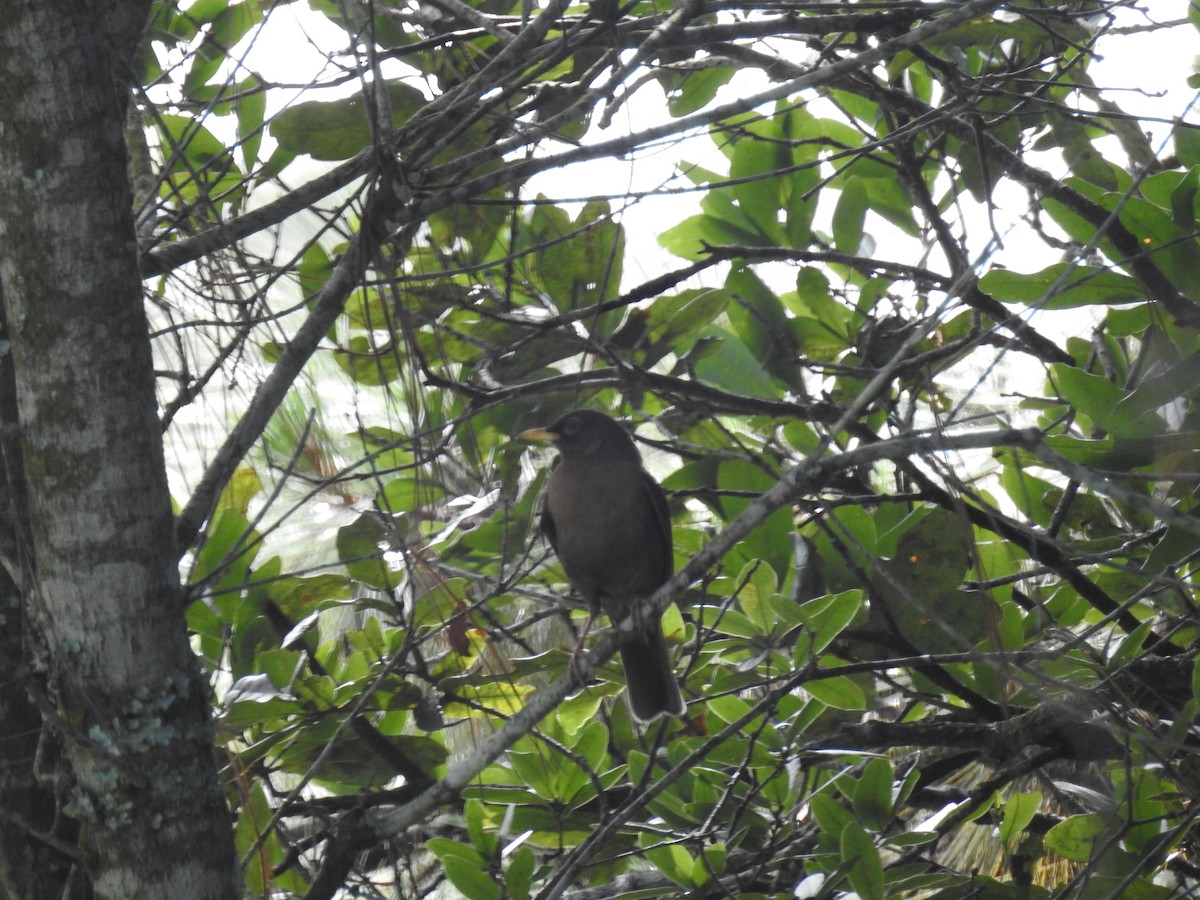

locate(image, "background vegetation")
[[3, 0, 1200, 897]]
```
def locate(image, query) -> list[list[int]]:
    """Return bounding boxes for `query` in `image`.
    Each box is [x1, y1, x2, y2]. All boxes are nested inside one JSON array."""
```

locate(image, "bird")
[[517, 409, 686, 723]]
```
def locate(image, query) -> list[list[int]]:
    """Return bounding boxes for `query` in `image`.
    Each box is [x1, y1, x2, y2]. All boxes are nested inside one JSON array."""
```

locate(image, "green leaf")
[[1175, 125, 1200, 169], [809, 791, 854, 837], [1043, 813, 1107, 862], [698, 842, 727, 882], [872, 508, 997, 654], [192, 509, 258, 592], [798, 590, 864, 653], [271, 81, 427, 160], [184, 1, 264, 97], [716, 458, 794, 576], [979, 264, 1143, 309], [333, 335, 401, 386], [833, 176, 868, 254], [736, 560, 778, 634], [691, 329, 781, 398], [529, 200, 624, 313], [862, 174, 919, 236], [659, 210, 752, 260], [646, 288, 730, 352], [1117, 196, 1200, 303], [235, 75, 266, 172], [442, 854, 503, 900], [784, 161, 820, 248], [466, 798, 496, 857], [156, 114, 245, 213], [1049, 364, 1148, 437], [840, 821, 884, 900], [998, 790, 1041, 843], [730, 135, 784, 244], [640, 833, 694, 888], [853, 757, 895, 832], [1112, 350, 1200, 422], [1170, 166, 1199, 228], [805, 675, 866, 710], [218, 466, 262, 515], [237, 781, 306, 894], [663, 67, 734, 117], [556, 691, 605, 735], [707, 694, 753, 725], [505, 845, 536, 900], [336, 514, 402, 591]]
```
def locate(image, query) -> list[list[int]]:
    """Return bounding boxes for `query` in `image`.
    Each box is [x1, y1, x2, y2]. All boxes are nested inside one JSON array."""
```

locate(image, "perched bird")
[[518, 409, 686, 723]]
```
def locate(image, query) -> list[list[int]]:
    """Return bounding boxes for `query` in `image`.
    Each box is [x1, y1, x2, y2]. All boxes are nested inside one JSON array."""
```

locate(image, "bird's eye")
[[562, 417, 580, 436]]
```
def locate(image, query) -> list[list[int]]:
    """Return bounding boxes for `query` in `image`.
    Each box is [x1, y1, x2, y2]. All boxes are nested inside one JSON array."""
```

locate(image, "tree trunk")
[[0, 2, 237, 897]]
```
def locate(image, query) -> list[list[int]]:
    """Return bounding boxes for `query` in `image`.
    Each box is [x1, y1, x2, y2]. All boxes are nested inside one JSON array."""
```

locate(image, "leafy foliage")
[[124, 0, 1200, 896]]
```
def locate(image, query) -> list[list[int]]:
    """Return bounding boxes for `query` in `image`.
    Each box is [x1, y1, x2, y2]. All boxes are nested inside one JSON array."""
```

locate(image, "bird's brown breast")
[[545, 457, 669, 615]]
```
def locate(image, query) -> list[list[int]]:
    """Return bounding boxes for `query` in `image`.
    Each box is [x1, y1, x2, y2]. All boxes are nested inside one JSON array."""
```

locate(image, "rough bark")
[[0, 2, 237, 897]]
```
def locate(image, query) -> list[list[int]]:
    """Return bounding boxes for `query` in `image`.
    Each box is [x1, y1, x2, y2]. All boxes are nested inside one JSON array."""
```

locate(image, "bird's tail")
[[619, 624, 685, 723]]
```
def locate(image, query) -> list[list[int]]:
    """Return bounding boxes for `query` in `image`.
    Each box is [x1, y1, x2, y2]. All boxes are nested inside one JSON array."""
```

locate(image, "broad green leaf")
[[798, 590, 864, 653], [730, 134, 784, 244], [725, 266, 801, 390], [184, 1, 264, 97], [805, 675, 866, 710], [998, 790, 1041, 843], [235, 75, 266, 172], [840, 821, 884, 900], [442, 855, 503, 900], [1116, 195, 1200, 303], [1176, 124, 1200, 169], [336, 514, 401, 591], [784, 161, 821, 248], [862, 174, 919, 235], [333, 335, 401, 385], [663, 67, 735, 117], [646, 288, 730, 351], [853, 757, 894, 832], [640, 833, 694, 888], [691, 329, 781, 399], [809, 791, 854, 838], [833, 176, 868, 254], [1112, 350, 1200, 421], [1048, 364, 1150, 437], [716, 458, 793, 576], [271, 81, 427, 160], [237, 781, 306, 894], [979, 264, 1143, 309], [699, 842, 727, 882], [505, 845, 536, 900], [736, 560, 778, 634], [1044, 813, 1107, 862], [193, 509, 258, 593], [659, 211, 753, 260], [530, 200, 624, 314]]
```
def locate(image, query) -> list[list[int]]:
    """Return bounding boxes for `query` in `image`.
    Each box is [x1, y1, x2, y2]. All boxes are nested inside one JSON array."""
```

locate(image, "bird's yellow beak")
[[517, 426, 560, 444]]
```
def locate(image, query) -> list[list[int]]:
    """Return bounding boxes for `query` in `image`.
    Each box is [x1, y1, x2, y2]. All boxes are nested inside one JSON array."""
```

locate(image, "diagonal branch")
[[174, 170, 397, 550], [363, 426, 1042, 840]]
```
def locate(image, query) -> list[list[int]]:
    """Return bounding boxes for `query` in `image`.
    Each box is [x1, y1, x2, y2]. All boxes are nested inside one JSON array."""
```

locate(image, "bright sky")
[[159, 3, 1200, 516]]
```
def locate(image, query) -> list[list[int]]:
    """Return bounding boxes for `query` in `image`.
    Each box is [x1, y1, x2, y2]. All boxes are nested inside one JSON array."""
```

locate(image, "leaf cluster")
[[129, 0, 1200, 896]]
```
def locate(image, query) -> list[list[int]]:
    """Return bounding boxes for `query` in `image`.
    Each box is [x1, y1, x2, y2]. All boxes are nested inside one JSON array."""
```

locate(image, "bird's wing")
[[641, 469, 673, 582], [539, 502, 559, 552]]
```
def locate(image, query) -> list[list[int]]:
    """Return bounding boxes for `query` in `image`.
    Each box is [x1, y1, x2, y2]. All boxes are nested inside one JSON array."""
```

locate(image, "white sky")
[[159, 2, 1200, 517]]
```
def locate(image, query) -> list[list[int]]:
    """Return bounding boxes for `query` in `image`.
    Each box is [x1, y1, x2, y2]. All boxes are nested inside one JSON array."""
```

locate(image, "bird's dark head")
[[517, 409, 641, 462]]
